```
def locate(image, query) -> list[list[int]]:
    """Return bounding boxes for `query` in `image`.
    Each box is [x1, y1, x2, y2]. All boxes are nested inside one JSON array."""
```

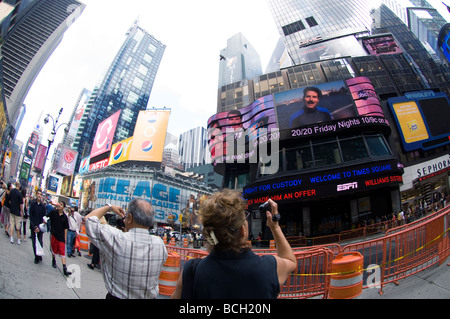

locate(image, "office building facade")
[[218, 33, 263, 88], [209, 1, 450, 237], [74, 20, 166, 172], [179, 126, 209, 170], [383, 0, 448, 59], [0, 0, 85, 128]]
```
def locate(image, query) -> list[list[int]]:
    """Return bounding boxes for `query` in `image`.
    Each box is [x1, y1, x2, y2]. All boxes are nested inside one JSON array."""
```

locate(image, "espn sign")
[[337, 182, 358, 192]]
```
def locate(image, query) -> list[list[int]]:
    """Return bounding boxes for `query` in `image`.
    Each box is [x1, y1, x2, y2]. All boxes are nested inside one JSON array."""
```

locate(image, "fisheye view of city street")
[[0, 0, 450, 310]]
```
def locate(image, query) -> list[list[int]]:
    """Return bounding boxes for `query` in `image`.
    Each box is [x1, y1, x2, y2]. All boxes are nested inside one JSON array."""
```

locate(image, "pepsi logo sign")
[[113, 143, 124, 161], [141, 141, 153, 152], [81, 158, 89, 169]]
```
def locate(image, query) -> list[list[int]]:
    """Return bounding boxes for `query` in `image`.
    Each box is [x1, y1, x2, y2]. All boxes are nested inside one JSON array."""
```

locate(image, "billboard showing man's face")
[[274, 80, 356, 129]]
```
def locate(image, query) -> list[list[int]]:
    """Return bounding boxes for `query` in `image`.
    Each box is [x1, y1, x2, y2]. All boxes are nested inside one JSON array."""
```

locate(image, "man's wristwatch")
[[105, 203, 112, 212]]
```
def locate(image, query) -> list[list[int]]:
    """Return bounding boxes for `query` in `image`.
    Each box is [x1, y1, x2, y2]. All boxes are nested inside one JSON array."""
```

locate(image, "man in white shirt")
[[85, 198, 168, 299], [66, 207, 83, 258]]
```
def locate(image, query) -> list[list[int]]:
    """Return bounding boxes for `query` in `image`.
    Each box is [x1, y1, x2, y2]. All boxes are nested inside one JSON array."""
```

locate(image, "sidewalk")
[[0, 230, 107, 299], [1, 228, 449, 299]]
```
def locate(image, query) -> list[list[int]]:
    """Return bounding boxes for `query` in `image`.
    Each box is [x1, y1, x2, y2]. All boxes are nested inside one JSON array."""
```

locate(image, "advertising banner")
[[206, 77, 389, 165], [129, 110, 170, 162], [362, 35, 402, 56], [33, 144, 48, 171], [90, 110, 121, 159], [91, 175, 209, 225], [207, 95, 278, 164], [47, 175, 60, 193], [78, 156, 90, 174], [109, 137, 133, 165], [56, 145, 78, 176], [60, 175, 73, 197], [296, 35, 367, 64], [388, 91, 450, 151]]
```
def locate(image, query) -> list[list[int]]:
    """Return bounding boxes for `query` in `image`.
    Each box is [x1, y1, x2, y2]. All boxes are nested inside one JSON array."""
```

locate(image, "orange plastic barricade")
[[270, 240, 275, 249], [159, 253, 180, 296], [328, 252, 363, 299], [183, 237, 188, 248], [169, 237, 176, 246], [79, 225, 90, 251]]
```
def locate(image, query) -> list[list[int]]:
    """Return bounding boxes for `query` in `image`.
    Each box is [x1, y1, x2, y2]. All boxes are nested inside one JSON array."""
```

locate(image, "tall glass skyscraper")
[[218, 33, 263, 88], [382, 0, 448, 58], [0, 0, 85, 128], [74, 20, 165, 171], [267, 0, 373, 65], [178, 126, 209, 170]]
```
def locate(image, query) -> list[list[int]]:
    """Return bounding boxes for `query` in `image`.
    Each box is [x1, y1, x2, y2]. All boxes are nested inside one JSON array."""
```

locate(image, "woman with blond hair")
[[171, 189, 296, 299]]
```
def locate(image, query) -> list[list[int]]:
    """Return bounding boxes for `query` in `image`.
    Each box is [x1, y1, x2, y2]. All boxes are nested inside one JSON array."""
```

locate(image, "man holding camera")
[[85, 198, 167, 299]]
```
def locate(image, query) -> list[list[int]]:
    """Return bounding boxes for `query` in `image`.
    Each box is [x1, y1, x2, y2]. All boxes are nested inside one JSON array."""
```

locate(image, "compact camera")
[[259, 201, 280, 222]]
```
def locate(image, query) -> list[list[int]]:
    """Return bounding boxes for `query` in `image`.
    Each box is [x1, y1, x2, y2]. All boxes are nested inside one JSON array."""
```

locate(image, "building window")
[[305, 16, 318, 27], [143, 53, 153, 64], [127, 91, 139, 104], [365, 135, 391, 157], [339, 136, 369, 162], [282, 20, 306, 36], [132, 76, 144, 90], [138, 64, 148, 76], [148, 43, 157, 53]]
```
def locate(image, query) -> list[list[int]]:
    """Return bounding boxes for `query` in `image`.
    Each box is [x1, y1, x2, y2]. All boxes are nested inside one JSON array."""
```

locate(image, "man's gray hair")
[[128, 198, 154, 228]]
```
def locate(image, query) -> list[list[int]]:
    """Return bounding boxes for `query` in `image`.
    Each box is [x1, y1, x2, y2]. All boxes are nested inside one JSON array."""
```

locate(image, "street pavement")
[[0, 228, 449, 299]]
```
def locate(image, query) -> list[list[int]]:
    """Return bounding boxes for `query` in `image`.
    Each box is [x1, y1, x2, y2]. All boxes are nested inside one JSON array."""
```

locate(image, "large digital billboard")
[[362, 34, 402, 56], [388, 91, 450, 151], [207, 95, 278, 164], [129, 110, 170, 162], [109, 137, 133, 165], [296, 35, 367, 64], [90, 110, 121, 159], [207, 77, 389, 165]]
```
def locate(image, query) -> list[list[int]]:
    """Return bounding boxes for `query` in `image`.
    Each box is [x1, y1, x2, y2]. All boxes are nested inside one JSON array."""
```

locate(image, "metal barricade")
[[278, 248, 334, 299]]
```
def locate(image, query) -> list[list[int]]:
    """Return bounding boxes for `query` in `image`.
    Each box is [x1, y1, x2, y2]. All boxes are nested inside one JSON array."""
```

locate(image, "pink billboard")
[[90, 110, 121, 158], [33, 144, 48, 171]]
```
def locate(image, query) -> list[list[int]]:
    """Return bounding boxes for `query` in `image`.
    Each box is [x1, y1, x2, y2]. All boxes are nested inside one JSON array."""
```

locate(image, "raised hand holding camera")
[[260, 199, 281, 224]]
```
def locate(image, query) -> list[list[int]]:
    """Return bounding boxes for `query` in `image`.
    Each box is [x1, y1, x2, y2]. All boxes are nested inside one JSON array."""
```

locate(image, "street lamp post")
[[39, 107, 69, 189]]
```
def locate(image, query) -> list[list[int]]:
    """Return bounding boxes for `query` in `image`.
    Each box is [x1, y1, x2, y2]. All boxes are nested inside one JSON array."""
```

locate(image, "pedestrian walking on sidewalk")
[[0, 181, 7, 233], [171, 189, 297, 299], [66, 207, 82, 258], [9, 181, 24, 245], [29, 189, 47, 264], [44, 201, 72, 276], [2, 182, 11, 237], [85, 198, 168, 299]]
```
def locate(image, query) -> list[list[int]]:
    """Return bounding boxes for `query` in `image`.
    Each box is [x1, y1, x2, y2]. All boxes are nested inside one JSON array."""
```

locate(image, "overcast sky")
[[16, 0, 450, 157]]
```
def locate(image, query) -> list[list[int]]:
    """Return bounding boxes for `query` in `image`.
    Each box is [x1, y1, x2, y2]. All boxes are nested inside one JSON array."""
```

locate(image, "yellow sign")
[[109, 137, 133, 165], [129, 110, 170, 162], [392, 101, 429, 144]]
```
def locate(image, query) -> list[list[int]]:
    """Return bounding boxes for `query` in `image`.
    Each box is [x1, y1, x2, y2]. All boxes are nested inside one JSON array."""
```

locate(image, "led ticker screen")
[[388, 91, 450, 151], [207, 77, 389, 164], [243, 160, 402, 205]]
